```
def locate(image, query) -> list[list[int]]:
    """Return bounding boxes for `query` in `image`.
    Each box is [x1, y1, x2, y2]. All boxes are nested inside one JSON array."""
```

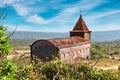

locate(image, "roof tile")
[[48, 36, 88, 48], [72, 15, 90, 32]]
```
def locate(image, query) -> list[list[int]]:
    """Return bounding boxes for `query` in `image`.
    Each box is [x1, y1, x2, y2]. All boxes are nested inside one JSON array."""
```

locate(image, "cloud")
[[1, 0, 107, 24], [0, 0, 30, 17], [43, 0, 107, 25], [6, 24, 36, 32], [85, 9, 120, 31], [85, 9, 120, 26], [12, 3, 30, 16], [87, 10, 120, 20], [2, 0, 120, 32], [26, 14, 46, 24], [92, 23, 120, 31], [24, 0, 110, 31], [0, 0, 14, 7]]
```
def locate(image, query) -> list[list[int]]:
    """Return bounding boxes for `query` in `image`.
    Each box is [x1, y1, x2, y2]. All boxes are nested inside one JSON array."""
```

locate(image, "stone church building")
[[30, 15, 91, 63]]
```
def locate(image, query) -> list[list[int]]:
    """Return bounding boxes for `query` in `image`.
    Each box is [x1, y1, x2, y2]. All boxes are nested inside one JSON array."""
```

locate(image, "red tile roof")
[[72, 15, 90, 32], [48, 36, 89, 48]]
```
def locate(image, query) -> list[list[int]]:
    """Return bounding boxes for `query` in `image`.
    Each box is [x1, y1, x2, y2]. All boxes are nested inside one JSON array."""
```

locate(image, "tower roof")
[[72, 15, 90, 32]]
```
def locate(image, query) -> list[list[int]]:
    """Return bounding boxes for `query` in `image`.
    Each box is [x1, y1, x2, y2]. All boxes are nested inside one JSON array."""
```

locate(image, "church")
[[30, 14, 91, 63]]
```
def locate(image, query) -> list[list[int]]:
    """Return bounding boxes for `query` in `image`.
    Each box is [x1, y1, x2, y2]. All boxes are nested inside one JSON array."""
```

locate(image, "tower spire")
[[80, 10, 82, 16], [72, 14, 89, 32], [70, 14, 91, 40]]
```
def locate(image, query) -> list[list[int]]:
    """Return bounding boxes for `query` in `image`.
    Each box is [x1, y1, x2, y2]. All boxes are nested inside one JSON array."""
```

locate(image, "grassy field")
[[93, 58, 120, 67]]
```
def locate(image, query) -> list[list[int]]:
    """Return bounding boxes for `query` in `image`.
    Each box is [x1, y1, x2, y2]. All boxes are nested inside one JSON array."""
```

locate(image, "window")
[[86, 56, 89, 59]]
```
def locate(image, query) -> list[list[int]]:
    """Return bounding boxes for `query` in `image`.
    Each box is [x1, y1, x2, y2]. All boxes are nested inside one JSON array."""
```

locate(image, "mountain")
[[7, 31, 69, 39], [91, 30, 120, 42], [8, 30, 120, 42]]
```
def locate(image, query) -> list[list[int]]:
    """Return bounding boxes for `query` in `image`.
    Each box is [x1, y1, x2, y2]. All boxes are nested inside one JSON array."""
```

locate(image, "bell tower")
[[70, 15, 91, 41]]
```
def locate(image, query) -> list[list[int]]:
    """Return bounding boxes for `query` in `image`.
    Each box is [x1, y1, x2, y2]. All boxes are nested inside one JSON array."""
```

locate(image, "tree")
[[0, 25, 11, 57], [0, 5, 12, 58]]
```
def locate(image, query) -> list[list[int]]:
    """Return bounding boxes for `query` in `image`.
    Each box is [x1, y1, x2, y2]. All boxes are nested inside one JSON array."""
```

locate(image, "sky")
[[0, 0, 120, 32]]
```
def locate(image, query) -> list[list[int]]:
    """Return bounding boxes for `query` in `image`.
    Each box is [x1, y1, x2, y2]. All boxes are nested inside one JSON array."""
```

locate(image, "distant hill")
[[8, 30, 120, 42], [91, 30, 120, 42], [7, 31, 69, 39]]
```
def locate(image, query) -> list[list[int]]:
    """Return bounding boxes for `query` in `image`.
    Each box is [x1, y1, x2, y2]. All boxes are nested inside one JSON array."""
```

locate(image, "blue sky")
[[0, 0, 120, 32]]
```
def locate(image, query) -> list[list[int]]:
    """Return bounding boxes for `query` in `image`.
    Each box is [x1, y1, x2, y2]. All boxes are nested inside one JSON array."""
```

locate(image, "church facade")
[[30, 15, 91, 63]]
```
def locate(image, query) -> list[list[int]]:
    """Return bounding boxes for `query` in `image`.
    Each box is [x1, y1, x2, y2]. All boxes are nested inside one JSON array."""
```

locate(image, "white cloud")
[[6, 24, 36, 32], [2, 0, 120, 32], [26, 14, 46, 24], [84, 9, 120, 26], [2, 0, 107, 24], [0, 0, 13, 7], [92, 23, 120, 31], [84, 9, 120, 31], [24, 0, 110, 31], [12, 3, 30, 16], [87, 10, 120, 20], [0, 0, 30, 17], [0, 0, 21, 7], [44, 0, 107, 25]]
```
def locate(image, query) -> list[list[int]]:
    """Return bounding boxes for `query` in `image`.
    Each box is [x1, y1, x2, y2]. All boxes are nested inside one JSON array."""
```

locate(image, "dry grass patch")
[[93, 58, 120, 67]]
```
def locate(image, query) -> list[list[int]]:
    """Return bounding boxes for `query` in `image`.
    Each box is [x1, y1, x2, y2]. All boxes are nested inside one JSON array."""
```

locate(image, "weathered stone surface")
[[59, 42, 91, 62]]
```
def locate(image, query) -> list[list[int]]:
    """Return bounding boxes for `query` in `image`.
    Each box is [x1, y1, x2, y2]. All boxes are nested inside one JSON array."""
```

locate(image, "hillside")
[[7, 31, 69, 39], [92, 30, 120, 42], [8, 30, 120, 42]]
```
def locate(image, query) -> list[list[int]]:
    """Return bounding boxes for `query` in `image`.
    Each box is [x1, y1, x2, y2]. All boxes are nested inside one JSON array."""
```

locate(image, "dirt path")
[[15, 50, 30, 54], [7, 50, 30, 59]]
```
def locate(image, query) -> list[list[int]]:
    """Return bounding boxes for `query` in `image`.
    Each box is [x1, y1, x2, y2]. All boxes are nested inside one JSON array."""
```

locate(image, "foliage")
[[0, 56, 119, 80], [91, 47, 108, 59], [91, 41, 120, 59], [0, 25, 11, 57], [15, 59, 119, 80], [0, 59, 17, 80], [9, 38, 36, 50]]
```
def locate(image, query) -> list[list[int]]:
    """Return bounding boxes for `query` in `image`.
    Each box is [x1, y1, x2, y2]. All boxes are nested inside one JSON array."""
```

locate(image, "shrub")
[[0, 59, 16, 80], [0, 25, 11, 57], [31, 59, 119, 80]]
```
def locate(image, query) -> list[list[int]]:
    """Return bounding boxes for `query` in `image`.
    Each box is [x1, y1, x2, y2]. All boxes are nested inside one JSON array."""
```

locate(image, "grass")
[[93, 58, 120, 67], [12, 46, 30, 50]]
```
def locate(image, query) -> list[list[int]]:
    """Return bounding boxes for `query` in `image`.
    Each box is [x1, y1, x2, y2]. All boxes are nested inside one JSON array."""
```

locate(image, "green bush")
[[30, 59, 119, 80], [0, 59, 16, 80], [0, 25, 11, 57], [0, 58, 116, 80], [16, 63, 47, 80]]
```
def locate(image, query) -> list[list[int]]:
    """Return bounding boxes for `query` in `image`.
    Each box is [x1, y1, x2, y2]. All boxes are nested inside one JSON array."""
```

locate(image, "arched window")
[[77, 50, 80, 54], [65, 53, 69, 60], [81, 49, 83, 53], [87, 47, 89, 51], [60, 53, 64, 60], [84, 48, 86, 52]]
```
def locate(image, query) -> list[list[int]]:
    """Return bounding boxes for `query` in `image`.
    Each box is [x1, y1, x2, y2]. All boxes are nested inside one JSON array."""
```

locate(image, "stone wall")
[[59, 42, 91, 62], [84, 33, 90, 40]]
